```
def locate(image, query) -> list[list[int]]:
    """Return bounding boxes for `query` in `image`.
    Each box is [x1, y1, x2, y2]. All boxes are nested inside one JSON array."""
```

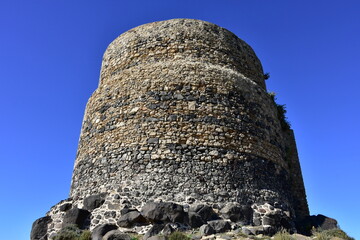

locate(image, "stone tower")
[[31, 19, 310, 239], [71, 18, 308, 218]]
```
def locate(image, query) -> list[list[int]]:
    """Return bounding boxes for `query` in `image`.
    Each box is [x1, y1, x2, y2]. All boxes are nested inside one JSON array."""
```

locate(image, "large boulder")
[[92, 224, 118, 240], [141, 202, 187, 224], [220, 203, 252, 224], [207, 220, 231, 233], [188, 212, 205, 228], [83, 193, 107, 210], [30, 216, 52, 240], [189, 204, 218, 222], [62, 207, 90, 229], [117, 210, 147, 227]]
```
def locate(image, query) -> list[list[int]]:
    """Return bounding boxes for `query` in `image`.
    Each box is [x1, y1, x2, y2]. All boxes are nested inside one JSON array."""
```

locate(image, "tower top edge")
[[100, 19, 265, 88]]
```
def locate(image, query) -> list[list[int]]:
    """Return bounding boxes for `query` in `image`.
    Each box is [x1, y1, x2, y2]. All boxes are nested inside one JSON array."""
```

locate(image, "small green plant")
[[273, 229, 293, 240], [130, 233, 142, 240], [52, 225, 91, 240], [268, 92, 291, 131], [53, 225, 82, 240], [264, 72, 270, 80], [168, 231, 190, 240], [312, 228, 354, 240], [78, 230, 91, 240]]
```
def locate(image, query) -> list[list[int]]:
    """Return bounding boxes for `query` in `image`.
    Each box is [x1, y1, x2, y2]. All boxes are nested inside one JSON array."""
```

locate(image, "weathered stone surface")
[[144, 224, 165, 239], [117, 210, 147, 227], [241, 227, 253, 236], [62, 207, 90, 229], [188, 212, 205, 228], [189, 204, 218, 222], [120, 207, 138, 215], [141, 202, 186, 224], [199, 224, 215, 236], [83, 193, 106, 210], [207, 220, 231, 233], [161, 223, 175, 235], [59, 203, 72, 212], [30, 216, 52, 240], [220, 203, 252, 224], [91, 224, 118, 240], [103, 230, 131, 240]]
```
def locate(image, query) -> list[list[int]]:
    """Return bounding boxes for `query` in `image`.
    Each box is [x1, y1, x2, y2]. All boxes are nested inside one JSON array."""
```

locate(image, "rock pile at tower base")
[[31, 195, 340, 240]]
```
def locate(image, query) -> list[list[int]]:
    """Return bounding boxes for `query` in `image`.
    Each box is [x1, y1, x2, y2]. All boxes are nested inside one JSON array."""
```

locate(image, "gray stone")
[[199, 224, 215, 236], [30, 216, 52, 240], [103, 230, 131, 240], [62, 207, 90, 229], [262, 216, 275, 225], [220, 203, 252, 224], [244, 226, 268, 235], [117, 211, 147, 227], [144, 224, 165, 239], [207, 220, 231, 233], [188, 212, 205, 228], [83, 193, 106, 210], [189, 204, 218, 222], [120, 206, 137, 215], [147, 138, 159, 144], [92, 224, 118, 240], [59, 203, 72, 212], [141, 202, 186, 224], [161, 223, 175, 235], [241, 227, 253, 236], [105, 211, 117, 219]]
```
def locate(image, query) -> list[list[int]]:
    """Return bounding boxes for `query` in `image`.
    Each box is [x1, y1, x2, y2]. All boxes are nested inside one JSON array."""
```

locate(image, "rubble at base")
[[31, 196, 343, 240]]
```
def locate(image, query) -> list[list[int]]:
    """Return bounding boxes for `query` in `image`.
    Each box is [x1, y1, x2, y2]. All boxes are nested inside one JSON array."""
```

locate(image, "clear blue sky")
[[1, 1, 359, 239]]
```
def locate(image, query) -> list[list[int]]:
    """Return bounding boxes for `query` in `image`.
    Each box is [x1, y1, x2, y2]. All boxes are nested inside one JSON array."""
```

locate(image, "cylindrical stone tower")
[[70, 19, 308, 221]]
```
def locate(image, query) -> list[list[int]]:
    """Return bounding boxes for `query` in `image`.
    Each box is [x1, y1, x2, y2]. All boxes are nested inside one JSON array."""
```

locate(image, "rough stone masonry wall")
[[69, 19, 308, 221]]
